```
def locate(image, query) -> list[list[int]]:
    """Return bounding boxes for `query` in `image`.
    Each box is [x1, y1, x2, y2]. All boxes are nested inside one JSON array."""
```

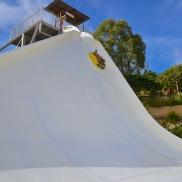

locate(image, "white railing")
[[10, 7, 60, 40]]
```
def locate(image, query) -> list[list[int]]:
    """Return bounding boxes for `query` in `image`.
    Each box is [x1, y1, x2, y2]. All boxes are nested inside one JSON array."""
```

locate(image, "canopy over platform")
[[45, 0, 90, 26]]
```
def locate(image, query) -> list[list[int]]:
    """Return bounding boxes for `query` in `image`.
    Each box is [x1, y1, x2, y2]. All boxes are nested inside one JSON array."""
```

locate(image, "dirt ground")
[[147, 105, 182, 138], [148, 105, 182, 119]]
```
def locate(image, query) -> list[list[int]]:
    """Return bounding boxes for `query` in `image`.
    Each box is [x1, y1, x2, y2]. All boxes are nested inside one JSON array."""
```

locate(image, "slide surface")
[[0, 31, 182, 181]]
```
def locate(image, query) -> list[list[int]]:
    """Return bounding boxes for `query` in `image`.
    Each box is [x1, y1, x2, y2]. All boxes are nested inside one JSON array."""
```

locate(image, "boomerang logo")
[[89, 50, 106, 70]]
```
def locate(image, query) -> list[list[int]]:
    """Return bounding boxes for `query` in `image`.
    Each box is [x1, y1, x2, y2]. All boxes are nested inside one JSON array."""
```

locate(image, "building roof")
[[45, 0, 90, 26]]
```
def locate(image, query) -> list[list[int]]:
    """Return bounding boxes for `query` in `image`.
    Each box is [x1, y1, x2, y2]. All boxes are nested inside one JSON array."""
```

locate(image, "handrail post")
[[21, 33, 25, 47]]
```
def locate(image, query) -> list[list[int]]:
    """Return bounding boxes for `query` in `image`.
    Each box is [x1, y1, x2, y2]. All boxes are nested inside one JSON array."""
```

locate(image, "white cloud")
[[173, 48, 182, 64], [145, 36, 182, 67], [146, 36, 182, 46], [162, 0, 182, 16], [85, 0, 104, 11], [0, 0, 50, 30], [168, 0, 182, 8], [0, 2, 20, 29], [81, 0, 119, 18]]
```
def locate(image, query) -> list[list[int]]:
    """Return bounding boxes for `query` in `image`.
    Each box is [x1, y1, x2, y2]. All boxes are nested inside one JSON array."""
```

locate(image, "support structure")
[[30, 23, 39, 44], [21, 34, 25, 47], [0, 21, 59, 52], [0, 0, 90, 52], [0, 41, 12, 52]]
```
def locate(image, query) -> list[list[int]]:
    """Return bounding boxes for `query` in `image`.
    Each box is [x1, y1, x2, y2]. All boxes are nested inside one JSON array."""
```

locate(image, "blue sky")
[[0, 0, 182, 73]]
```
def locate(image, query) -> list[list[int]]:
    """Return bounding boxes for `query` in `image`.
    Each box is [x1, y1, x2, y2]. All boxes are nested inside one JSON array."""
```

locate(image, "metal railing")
[[10, 7, 60, 40]]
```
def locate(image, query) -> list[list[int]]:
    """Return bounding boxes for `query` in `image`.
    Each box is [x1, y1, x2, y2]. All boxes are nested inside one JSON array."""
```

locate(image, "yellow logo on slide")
[[89, 50, 106, 70]]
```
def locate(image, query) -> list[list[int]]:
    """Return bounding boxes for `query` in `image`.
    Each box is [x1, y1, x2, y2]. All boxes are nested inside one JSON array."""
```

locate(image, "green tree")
[[94, 19, 146, 74], [125, 71, 161, 96], [143, 70, 161, 94], [158, 64, 182, 94]]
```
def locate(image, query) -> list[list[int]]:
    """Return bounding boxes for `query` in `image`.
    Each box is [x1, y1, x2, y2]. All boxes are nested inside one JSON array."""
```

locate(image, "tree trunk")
[[176, 81, 179, 93]]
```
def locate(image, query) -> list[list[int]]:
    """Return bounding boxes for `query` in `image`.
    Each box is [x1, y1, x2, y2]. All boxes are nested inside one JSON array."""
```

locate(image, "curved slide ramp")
[[0, 31, 182, 181]]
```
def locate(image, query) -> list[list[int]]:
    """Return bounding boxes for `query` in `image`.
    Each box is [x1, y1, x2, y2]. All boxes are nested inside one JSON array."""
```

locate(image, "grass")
[[157, 114, 182, 139], [166, 111, 180, 123], [142, 94, 182, 138], [172, 126, 182, 138], [141, 94, 182, 108]]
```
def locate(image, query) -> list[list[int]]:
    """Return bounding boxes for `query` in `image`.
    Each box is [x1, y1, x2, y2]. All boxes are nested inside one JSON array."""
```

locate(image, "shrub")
[[172, 126, 182, 138], [141, 95, 182, 108], [166, 111, 180, 123]]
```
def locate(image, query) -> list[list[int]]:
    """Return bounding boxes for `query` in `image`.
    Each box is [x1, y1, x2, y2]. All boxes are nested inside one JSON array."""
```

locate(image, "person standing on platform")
[[59, 12, 64, 34]]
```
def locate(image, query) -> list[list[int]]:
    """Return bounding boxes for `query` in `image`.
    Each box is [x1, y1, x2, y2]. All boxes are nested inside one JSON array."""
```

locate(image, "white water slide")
[[0, 30, 182, 182]]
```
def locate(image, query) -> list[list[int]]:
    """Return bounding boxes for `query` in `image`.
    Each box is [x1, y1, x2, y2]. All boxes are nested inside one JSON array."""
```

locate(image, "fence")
[[10, 7, 92, 40], [10, 8, 59, 40]]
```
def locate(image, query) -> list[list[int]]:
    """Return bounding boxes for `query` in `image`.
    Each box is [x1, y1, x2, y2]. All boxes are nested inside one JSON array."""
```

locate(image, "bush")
[[166, 111, 180, 123], [141, 95, 182, 108], [172, 126, 182, 138]]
